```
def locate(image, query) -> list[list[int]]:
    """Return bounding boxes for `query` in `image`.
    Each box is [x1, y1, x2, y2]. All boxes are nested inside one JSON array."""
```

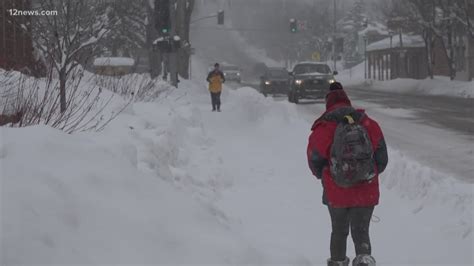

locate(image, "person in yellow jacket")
[[207, 63, 225, 112]]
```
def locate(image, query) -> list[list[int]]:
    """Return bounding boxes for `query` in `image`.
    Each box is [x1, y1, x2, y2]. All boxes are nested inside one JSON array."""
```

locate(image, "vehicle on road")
[[288, 62, 337, 103], [221, 64, 242, 83], [260, 67, 290, 96]]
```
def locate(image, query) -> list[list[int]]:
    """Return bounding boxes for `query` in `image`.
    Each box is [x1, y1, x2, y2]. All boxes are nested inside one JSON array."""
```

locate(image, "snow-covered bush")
[[0, 69, 131, 133], [90, 73, 173, 102]]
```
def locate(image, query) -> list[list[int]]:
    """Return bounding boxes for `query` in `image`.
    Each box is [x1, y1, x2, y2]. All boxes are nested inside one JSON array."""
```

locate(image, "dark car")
[[288, 62, 337, 103], [260, 67, 290, 96], [221, 64, 242, 83]]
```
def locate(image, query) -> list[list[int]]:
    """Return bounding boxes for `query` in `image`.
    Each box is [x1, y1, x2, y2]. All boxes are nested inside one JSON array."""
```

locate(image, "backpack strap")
[[343, 115, 355, 124]]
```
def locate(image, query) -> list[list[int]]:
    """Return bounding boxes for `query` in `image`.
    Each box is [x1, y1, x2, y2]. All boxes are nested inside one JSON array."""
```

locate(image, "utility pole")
[[333, 0, 337, 71], [284, 0, 291, 68], [169, 0, 179, 87], [176, 0, 187, 80]]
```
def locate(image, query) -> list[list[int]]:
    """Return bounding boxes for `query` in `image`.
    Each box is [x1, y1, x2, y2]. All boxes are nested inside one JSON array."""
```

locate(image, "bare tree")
[[31, 0, 115, 113], [102, 1, 145, 57], [392, 0, 474, 80]]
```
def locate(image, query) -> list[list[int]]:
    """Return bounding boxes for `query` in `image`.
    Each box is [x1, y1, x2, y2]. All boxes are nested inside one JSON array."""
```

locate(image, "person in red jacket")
[[307, 82, 388, 266]]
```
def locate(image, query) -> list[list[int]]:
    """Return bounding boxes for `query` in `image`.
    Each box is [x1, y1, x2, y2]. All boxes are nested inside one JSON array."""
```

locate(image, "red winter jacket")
[[307, 90, 388, 208]]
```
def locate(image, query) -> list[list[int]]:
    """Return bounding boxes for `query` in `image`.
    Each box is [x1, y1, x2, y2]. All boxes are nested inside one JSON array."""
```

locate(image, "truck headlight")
[[295, 79, 303, 85], [264, 81, 271, 85], [328, 79, 335, 84]]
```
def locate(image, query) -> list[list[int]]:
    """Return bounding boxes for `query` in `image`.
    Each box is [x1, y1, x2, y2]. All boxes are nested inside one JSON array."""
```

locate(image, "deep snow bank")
[[0, 87, 262, 265], [369, 77, 474, 98], [336, 62, 474, 98]]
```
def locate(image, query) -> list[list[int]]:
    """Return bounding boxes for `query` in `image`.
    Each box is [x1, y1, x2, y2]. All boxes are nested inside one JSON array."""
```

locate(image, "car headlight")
[[328, 79, 336, 84], [264, 81, 271, 85], [295, 79, 303, 85]]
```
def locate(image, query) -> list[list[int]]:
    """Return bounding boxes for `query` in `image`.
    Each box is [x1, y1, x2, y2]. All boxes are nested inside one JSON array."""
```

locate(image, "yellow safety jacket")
[[207, 70, 225, 93]]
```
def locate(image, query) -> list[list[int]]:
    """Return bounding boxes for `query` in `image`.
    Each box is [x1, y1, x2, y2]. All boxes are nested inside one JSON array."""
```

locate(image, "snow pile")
[[369, 77, 474, 98], [382, 149, 472, 238], [0, 90, 262, 265], [336, 62, 474, 98]]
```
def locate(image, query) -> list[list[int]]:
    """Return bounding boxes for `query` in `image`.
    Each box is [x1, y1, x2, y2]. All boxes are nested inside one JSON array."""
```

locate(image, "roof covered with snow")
[[358, 21, 389, 36], [367, 34, 425, 52], [93, 57, 135, 67]]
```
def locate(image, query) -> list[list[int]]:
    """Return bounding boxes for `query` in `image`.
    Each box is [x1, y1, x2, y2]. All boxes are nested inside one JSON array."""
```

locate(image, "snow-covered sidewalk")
[[1, 76, 472, 265]]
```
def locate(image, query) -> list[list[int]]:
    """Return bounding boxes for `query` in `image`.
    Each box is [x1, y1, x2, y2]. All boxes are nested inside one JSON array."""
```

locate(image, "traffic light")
[[217, 10, 224, 25], [155, 0, 171, 35], [289, 18, 297, 33]]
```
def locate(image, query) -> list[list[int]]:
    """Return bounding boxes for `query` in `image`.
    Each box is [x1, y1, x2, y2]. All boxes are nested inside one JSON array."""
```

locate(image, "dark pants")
[[210, 92, 221, 110], [328, 206, 374, 261]]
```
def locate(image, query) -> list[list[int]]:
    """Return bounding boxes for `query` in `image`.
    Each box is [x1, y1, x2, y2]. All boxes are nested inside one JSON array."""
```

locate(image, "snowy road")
[[346, 86, 474, 136], [346, 86, 474, 182]]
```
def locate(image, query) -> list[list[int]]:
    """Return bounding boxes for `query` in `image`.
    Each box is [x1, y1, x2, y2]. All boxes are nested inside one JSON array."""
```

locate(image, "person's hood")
[[311, 90, 360, 130], [325, 89, 352, 111]]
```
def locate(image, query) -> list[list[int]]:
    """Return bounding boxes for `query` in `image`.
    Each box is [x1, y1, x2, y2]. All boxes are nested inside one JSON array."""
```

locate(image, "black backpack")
[[329, 114, 376, 188]]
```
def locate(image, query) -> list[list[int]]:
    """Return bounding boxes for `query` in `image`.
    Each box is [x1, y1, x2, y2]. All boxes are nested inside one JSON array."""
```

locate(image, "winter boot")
[[352, 254, 376, 266], [327, 257, 350, 266]]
